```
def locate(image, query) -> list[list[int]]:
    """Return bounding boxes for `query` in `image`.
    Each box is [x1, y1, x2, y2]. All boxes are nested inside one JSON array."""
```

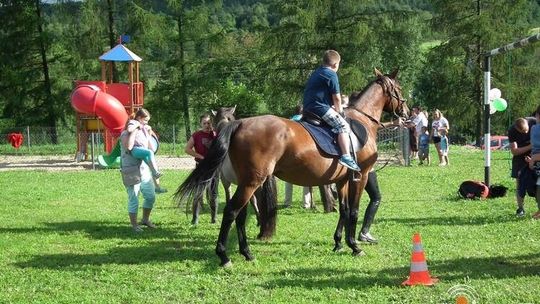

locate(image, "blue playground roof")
[[99, 44, 142, 62]]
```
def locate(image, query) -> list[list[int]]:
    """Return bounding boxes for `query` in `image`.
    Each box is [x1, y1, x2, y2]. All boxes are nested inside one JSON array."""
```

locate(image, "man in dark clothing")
[[508, 117, 536, 217]]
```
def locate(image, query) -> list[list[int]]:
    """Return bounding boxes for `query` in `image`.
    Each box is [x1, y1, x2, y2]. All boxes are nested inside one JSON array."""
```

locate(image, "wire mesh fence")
[[1, 125, 410, 166]]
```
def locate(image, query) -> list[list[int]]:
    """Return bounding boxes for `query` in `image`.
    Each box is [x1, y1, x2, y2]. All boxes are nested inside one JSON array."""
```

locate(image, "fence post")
[[26, 126, 31, 152], [172, 125, 176, 155], [402, 127, 410, 166], [90, 132, 96, 170]]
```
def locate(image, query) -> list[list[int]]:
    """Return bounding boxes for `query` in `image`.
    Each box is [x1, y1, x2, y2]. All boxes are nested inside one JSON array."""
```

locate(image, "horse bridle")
[[381, 76, 407, 120], [354, 75, 407, 128]]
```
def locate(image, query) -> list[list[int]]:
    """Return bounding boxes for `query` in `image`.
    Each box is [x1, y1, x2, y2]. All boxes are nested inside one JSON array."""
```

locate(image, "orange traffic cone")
[[402, 233, 438, 286]]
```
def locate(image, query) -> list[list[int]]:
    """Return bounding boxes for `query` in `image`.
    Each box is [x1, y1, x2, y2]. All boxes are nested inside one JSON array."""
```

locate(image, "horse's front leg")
[[333, 181, 348, 252], [215, 185, 256, 267]]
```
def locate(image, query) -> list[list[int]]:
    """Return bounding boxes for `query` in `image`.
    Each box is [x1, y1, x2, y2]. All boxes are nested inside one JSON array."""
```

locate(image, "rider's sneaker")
[[516, 208, 525, 217], [339, 155, 361, 172]]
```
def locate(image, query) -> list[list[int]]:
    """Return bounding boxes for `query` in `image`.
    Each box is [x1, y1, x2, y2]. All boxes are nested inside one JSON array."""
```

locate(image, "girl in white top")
[[431, 109, 450, 166]]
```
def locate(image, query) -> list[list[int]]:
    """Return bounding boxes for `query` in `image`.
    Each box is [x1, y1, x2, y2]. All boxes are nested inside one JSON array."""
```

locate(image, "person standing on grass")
[[526, 106, 540, 219], [284, 105, 313, 209], [418, 126, 430, 165], [185, 113, 219, 224], [508, 117, 536, 217], [119, 124, 157, 233], [439, 129, 449, 166], [125, 108, 167, 193], [431, 109, 449, 166]]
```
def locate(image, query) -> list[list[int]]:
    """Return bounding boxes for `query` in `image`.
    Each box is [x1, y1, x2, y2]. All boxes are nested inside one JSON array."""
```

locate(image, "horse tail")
[[256, 175, 278, 240], [174, 120, 242, 208]]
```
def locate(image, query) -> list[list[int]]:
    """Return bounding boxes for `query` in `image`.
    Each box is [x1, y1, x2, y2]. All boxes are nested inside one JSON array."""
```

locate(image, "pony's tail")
[[257, 175, 278, 240], [174, 120, 242, 208]]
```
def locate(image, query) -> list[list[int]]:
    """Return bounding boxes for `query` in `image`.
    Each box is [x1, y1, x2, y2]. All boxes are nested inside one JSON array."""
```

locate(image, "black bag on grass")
[[458, 181, 507, 199]]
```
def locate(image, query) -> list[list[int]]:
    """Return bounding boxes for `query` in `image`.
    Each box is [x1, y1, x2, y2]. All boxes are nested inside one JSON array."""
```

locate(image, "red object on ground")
[[7, 132, 24, 149]]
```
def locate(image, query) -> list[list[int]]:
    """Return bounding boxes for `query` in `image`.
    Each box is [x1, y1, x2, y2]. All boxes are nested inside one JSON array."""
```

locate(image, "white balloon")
[[489, 88, 502, 100]]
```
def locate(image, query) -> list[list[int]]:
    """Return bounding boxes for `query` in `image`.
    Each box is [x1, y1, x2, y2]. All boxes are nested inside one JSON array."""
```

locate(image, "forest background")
[[1, 0, 540, 143]]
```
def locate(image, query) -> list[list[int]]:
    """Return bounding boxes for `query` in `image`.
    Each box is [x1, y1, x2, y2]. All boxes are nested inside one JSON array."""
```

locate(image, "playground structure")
[[70, 42, 143, 167]]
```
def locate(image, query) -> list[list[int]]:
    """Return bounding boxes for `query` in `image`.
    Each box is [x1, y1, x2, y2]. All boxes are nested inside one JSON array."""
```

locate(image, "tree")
[[416, 0, 539, 143], [0, 0, 59, 142]]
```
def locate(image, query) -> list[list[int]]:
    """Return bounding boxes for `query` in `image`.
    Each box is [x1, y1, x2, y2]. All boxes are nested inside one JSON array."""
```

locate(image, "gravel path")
[[0, 155, 196, 172]]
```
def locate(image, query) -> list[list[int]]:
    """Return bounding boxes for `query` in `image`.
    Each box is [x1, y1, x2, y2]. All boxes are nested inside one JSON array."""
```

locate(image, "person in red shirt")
[[185, 113, 219, 224]]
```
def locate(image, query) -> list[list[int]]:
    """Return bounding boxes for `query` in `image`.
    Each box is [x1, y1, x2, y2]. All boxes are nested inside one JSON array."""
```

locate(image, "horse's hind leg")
[[215, 185, 256, 267], [235, 204, 253, 261], [208, 175, 219, 223]]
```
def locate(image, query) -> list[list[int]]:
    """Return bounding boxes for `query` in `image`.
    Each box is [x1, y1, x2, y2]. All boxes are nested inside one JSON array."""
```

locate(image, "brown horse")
[[175, 69, 408, 266]]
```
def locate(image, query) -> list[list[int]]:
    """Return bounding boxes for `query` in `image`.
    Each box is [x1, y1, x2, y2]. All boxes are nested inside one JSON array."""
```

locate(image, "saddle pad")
[[299, 121, 340, 156], [298, 120, 368, 157]]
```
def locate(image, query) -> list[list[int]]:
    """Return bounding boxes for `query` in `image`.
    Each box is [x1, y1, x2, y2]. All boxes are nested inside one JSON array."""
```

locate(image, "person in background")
[[431, 109, 450, 166], [418, 126, 430, 165], [119, 122, 157, 233], [525, 106, 540, 219], [185, 113, 219, 224], [302, 50, 360, 172], [508, 116, 535, 217], [284, 105, 313, 209], [358, 118, 403, 243], [407, 105, 428, 161], [125, 108, 167, 193], [439, 129, 450, 166]]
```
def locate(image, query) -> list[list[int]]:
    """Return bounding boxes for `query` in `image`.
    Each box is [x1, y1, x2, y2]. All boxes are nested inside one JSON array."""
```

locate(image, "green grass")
[[1, 146, 539, 303]]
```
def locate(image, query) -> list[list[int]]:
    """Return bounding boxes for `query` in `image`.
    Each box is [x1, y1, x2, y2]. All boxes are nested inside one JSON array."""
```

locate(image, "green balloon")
[[492, 98, 507, 112]]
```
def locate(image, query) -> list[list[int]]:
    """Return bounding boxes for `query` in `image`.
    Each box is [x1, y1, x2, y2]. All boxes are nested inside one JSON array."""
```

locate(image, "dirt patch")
[[0, 155, 196, 172]]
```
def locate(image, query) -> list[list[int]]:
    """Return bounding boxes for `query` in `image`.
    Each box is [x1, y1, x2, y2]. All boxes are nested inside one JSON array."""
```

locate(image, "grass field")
[[1, 146, 539, 303]]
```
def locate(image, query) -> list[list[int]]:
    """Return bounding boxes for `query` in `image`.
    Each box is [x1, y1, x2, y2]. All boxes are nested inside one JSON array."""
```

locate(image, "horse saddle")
[[299, 112, 368, 157]]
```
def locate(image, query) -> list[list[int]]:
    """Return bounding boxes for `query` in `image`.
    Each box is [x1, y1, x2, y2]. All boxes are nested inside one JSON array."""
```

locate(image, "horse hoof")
[[352, 250, 366, 257], [333, 244, 343, 252], [241, 251, 255, 261], [221, 260, 233, 268]]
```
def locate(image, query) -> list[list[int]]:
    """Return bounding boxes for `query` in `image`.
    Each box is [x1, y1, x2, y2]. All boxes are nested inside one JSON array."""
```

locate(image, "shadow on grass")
[[264, 252, 540, 289], [0, 220, 183, 240], [379, 213, 516, 226], [14, 236, 219, 270]]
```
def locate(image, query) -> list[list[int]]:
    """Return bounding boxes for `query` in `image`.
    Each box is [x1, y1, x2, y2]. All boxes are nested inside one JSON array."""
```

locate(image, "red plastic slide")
[[71, 85, 128, 134]]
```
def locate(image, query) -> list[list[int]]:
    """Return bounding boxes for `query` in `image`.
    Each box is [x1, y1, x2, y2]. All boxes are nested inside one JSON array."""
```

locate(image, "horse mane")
[[348, 75, 390, 107]]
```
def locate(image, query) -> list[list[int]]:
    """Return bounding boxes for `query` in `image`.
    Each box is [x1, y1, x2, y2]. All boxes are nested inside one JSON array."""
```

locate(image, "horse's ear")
[[389, 68, 399, 79], [231, 105, 236, 115], [374, 68, 383, 77], [211, 110, 217, 116]]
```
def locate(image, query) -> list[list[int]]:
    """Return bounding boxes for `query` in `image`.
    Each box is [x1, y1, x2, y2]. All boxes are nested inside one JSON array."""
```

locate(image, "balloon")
[[489, 102, 497, 114], [492, 98, 507, 112], [489, 88, 502, 100]]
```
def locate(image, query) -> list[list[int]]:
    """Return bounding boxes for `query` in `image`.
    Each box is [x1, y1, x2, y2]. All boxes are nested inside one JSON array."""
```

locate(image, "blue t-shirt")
[[531, 124, 540, 155], [302, 66, 340, 117], [419, 133, 430, 149]]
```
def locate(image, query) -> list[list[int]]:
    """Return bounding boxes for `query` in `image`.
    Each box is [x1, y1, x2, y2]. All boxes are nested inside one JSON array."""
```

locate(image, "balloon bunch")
[[488, 88, 507, 114]]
